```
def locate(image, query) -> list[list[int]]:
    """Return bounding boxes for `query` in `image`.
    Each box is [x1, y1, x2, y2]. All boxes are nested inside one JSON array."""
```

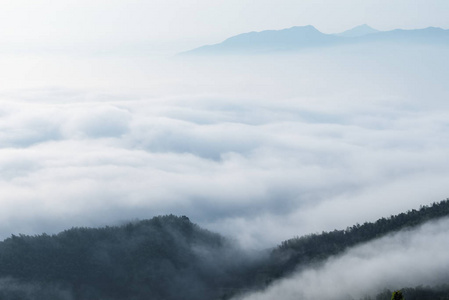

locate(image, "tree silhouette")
[[391, 290, 404, 300]]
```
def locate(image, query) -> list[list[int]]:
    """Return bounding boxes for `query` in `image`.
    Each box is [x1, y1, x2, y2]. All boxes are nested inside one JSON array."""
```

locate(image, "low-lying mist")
[[234, 216, 449, 300], [0, 43, 448, 249]]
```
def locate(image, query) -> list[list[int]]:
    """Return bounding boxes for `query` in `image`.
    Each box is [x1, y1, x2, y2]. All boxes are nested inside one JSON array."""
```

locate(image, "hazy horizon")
[[1, 0, 449, 55]]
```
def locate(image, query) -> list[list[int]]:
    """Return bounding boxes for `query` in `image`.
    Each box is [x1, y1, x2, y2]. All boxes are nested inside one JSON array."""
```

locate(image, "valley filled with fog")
[[1, 1, 448, 299], [1, 43, 448, 252]]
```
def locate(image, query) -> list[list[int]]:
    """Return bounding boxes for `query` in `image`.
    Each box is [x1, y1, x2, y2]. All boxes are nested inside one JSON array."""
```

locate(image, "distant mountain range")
[[181, 25, 449, 55]]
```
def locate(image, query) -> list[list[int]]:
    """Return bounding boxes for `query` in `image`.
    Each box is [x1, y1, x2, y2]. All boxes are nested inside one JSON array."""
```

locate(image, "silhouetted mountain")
[[182, 25, 449, 55], [335, 24, 380, 37], [182, 25, 340, 55], [358, 26, 449, 44]]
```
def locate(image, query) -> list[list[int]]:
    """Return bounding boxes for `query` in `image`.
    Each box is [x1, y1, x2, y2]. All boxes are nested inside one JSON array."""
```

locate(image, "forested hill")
[[266, 199, 449, 280], [0, 215, 261, 300], [0, 200, 448, 300]]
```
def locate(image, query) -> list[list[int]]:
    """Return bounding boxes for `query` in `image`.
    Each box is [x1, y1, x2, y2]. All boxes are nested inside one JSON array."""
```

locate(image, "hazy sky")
[[0, 0, 448, 53]]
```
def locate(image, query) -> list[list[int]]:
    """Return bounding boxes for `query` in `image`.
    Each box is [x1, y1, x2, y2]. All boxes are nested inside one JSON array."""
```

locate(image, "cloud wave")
[[0, 45, 448, 249]]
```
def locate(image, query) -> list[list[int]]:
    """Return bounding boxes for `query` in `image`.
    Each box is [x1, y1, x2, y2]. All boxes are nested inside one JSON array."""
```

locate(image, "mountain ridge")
[[0, 200, 449, 299], [186, 25, 339, 55], [181, 25, 449, 55]]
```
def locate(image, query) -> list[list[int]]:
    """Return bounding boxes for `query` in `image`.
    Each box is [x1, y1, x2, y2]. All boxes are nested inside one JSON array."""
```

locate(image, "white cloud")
[[235, 217, 449, 300], [0, 44, 448, 250]]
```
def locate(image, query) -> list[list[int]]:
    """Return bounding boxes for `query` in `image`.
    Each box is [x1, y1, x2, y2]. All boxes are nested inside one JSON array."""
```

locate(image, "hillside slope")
[[266, 199, 449, 280], [0, 200, 448, 299], [0, 215, 259, 300]]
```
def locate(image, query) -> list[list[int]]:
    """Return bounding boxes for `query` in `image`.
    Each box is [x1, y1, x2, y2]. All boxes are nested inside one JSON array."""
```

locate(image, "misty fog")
[[0, 43, 449, 249], [234, 216, 449, 300]]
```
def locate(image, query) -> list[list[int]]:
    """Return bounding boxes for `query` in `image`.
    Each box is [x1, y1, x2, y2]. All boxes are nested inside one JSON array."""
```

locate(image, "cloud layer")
[[0, 45, 448, 249]]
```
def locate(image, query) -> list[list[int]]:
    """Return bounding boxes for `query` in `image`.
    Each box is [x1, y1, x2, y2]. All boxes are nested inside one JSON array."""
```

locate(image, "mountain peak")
[[292, 24, 318, 30], [336, 24, 380, 37], [286, 25, 323, 34]]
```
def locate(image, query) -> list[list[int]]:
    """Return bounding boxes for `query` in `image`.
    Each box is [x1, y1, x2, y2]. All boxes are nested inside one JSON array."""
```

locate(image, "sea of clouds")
[[0, 44, 448, 250]]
